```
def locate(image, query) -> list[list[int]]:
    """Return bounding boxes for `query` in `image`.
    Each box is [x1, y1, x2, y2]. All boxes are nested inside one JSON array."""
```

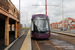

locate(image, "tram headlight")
[[46, 32, 49, 34]]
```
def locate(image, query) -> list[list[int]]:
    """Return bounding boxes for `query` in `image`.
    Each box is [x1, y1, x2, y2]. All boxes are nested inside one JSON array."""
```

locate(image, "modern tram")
[[31, 14, 51, 39]]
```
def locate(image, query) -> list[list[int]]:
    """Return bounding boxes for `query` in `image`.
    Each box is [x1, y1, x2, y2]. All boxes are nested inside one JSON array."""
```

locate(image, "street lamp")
[[24, 24, 26, 30], [27, 13, 28, 27]]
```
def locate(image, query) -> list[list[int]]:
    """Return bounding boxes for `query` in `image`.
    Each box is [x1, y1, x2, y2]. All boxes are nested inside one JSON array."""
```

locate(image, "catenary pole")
[[62, 0, 64, 31], [45, 0, 47, 15]]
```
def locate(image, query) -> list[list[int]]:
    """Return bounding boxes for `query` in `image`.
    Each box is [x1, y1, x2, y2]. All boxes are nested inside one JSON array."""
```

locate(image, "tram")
[[31, 14, 50, 39]]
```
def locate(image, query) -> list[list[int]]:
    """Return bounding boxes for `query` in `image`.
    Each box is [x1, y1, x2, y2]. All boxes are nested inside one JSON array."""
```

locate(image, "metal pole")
[[48, 13, 50, 18], [26, 13, 28, 28], [48, 13, 50, 24], [19, 0, 21, 36], [24, 24, 26, 30], [25, 24, 26, 30], [27, 13, 28, 27], [45, 0, 47, 15], [62, 0, 64, 31], [70, 23, 72, 33]]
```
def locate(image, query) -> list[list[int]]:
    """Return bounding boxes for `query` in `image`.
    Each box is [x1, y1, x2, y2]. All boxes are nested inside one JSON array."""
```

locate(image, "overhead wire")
[[35, 0, 38, 8], [49, 0, 63, 12], [36, 0, 38, 5]]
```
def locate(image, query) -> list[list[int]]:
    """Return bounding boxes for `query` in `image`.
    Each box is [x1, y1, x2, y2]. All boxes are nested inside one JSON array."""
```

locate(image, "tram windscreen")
[[32, 17, 49, 32]]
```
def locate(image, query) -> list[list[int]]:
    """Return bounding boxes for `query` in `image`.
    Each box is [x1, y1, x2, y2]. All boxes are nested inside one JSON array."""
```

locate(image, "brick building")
[[0, 0, 20, 46], [20, 24, 23, 29], [50, 17, 75, 29]]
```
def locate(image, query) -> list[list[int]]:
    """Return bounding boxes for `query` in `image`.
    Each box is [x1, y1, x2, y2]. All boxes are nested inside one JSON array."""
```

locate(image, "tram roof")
[[32, 14, 48, 18]]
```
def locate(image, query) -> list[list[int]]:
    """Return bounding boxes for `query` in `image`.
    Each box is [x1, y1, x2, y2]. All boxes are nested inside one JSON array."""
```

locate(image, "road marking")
[[35, 40, 40, 50], [20, 30, 32, 50], [47, 40, 64, 50]]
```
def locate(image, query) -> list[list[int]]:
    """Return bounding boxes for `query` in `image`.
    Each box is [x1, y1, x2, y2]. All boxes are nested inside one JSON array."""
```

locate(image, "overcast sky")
[[11, 0, 75, 27]]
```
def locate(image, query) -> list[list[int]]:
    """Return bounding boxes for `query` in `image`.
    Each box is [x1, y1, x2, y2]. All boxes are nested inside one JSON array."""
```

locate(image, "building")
[[20, 24, 23, 29], [50, 22, 58, 29], [58, 21, 62, 28], [50, 17, 75, 29], [0, 0, 20, 46]]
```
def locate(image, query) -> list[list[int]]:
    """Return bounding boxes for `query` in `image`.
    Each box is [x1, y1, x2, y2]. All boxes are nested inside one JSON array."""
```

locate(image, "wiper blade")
[[33, 22, 42, 31]]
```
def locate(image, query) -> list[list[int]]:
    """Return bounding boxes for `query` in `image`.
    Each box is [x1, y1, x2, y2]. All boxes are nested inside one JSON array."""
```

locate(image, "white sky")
[[11, 0, 75, 27]]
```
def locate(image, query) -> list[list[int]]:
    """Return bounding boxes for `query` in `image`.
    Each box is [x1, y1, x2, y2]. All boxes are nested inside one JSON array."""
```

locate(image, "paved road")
[[9, 30, 28, 50]]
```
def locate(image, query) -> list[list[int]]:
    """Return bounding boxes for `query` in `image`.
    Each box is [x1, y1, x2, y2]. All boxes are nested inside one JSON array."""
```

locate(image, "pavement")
[[8, 30, 28, 50], [51, 29, 75, 34]]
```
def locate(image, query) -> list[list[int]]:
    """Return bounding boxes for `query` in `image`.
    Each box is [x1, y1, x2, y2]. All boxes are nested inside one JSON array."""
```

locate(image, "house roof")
[[50, 23, 54, 25], [54, 22, 58, 24], [50, 17, 75, 24], [68, 17, 74, 20], [58, 21, 62, 24], [68, 17, 75, 22]]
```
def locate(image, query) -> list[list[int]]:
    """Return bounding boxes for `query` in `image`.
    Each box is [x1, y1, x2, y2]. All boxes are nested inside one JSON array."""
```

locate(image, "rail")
[[32, 40, 64, 50]]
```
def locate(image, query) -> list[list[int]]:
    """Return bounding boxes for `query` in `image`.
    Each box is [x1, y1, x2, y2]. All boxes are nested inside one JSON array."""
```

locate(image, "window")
[[69, 20, 72, 24], [74, 26, 75, 28], [14, 9, 15, 12], [31, 21, 34, 31]]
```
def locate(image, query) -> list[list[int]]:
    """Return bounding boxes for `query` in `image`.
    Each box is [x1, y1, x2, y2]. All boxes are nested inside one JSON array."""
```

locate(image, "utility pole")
[[45, 0, 47, 15], [27, 13, 29, 27], [19, 0, 21, 36], [24, 24, 26, 30], [48, 13, 50, 22], [62, 0, 64, 31], [48, 13, 50, 18]]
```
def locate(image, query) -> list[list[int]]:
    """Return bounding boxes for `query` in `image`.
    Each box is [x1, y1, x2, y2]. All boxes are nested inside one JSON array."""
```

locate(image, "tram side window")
[[31, 21, 34, 31]]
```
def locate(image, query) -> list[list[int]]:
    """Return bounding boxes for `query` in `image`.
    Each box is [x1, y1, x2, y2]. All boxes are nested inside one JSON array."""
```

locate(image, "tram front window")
[[34, 19, 49, 32]]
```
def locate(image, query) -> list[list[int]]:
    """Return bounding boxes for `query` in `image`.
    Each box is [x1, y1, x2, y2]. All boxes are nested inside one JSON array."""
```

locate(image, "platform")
[[20, 30, 31, 50], [4, 30, 32, 50]]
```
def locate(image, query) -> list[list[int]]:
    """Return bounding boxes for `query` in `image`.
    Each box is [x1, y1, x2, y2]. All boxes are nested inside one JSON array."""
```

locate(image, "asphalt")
[[9, 30, 28, 50], [50, 39, 75, 50]]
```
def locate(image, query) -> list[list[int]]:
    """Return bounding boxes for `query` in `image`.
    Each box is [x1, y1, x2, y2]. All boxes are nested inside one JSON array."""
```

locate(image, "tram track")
[[32, 39, 40, 50], [32, 38, 64, 50], [47, 40, 64, 50], [51, 32, 75, 44], [31, 32, 75, 50], [35, 40, 40, 50], [32, 35, 75, 50]]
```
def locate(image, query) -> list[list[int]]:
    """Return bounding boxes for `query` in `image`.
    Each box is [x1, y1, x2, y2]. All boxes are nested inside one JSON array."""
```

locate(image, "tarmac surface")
[[9, 30, 28, 50]]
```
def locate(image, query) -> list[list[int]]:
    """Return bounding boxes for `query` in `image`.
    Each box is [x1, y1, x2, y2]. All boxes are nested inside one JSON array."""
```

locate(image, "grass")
[[21, 27, 30, 30]]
